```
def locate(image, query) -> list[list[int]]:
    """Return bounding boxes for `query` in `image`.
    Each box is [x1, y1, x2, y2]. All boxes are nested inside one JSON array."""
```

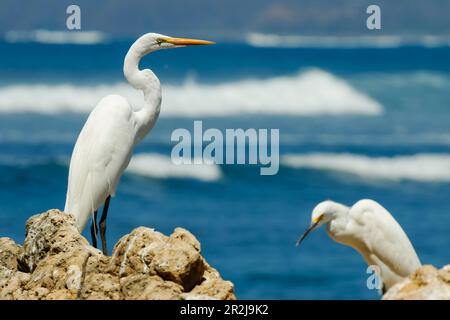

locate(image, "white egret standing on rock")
[[297, 199, 421, 293], [64, 33, 214, 254]]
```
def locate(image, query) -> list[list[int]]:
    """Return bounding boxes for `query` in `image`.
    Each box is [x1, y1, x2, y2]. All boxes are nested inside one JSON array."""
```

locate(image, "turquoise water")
[[0, 40, 449, 299]]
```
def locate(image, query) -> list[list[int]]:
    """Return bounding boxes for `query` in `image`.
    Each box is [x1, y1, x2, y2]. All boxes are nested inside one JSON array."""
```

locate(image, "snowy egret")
[[64, 33, 214, 254], [297, 199, 421, 292]]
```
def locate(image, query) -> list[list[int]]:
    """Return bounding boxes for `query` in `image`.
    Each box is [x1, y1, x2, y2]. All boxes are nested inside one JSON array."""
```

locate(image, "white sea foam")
[[0, 153, 222, 182], [282, 153, 450, 182], [127, 153, 222, 182], [0, 69, 382, 116], [246, 33, 450, 49], [4, 30, 107, 45], [358, 71, 450, 89], [0, 154, 61, 167]]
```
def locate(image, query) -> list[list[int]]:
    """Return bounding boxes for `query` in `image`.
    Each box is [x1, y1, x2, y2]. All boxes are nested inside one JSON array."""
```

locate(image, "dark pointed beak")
[[296, 217, 322, 247]]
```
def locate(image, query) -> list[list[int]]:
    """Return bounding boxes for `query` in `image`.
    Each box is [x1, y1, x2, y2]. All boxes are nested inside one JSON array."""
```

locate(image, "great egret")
[[64, 33, 214, 254], [297, 199, 421, 293]]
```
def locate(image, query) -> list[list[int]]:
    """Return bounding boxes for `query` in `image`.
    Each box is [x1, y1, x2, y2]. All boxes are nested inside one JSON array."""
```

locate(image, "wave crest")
[[127, 153, 222, 182], [4, 30, 107, 45], [246, 33, 450, 48], [282, 153, 450, 182], [0, 153, 222, 182], [0, 69, 382, 116]]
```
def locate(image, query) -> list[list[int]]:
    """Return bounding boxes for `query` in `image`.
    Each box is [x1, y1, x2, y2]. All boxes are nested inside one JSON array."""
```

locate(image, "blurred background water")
[[1, 0, 450, 300]]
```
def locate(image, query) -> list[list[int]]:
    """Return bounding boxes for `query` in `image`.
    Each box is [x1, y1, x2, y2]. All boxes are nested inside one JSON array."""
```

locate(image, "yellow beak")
[[162, 37, 215, 46]]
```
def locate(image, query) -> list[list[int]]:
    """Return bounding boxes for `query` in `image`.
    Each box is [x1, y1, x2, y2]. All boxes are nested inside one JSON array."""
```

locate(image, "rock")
[[80, 273, 122, 300], [108, 227, 206, 291], [0, 209, 236, 300], [187, 264, 236, 300], [0, 238, 22, 270], [120, 275, 184, 299], [0, 267, 31, 299], [383, 264, 450, 300]]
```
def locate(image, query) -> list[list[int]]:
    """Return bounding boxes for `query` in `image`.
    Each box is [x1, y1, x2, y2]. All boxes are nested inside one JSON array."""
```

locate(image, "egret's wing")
[[349, 200, 421, 280], [65, 95, 136, 230]]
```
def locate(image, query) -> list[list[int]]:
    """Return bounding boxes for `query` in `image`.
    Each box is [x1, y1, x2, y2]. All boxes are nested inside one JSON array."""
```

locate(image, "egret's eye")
[[156, 38, 165, 45]]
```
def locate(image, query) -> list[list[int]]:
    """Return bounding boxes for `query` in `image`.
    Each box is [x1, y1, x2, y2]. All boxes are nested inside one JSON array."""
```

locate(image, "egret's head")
[[296, 200, 347, 246], [135, 32, 215, 55]]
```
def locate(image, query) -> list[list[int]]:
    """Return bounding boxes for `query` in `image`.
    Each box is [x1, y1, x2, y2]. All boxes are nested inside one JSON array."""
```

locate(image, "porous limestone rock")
[[383, 264, 450, 300], [0, 209, 236, 300]]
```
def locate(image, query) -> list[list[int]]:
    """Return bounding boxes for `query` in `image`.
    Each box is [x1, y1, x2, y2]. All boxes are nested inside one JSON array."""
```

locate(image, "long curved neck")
[[123, 41, 162, 144], [329, 202, 349, 219], [326, 203, 353, 247]]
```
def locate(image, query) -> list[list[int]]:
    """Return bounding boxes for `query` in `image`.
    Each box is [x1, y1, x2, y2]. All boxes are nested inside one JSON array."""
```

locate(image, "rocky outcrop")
[[0, 209, 235, 300], [383, 265, 450, 300]]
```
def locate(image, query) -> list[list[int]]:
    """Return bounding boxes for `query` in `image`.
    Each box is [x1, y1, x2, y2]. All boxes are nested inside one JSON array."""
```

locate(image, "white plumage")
[[298, 199, 421, 291], [64, 95, 136, 230], [64, 33, 213, 253]]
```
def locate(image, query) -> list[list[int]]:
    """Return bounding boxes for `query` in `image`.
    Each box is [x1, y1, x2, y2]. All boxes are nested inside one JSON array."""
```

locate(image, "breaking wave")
[[0, 69, 382, 116], [282, 153, 450, 182], [4, 30, 107, 45], [246, 33, 450, 48], [0, 153, 222, 182], [127, 153, 222, 182]]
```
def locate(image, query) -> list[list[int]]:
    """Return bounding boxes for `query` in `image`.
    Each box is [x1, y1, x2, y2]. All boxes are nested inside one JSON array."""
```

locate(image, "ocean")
[[0, 36, 449, 299]]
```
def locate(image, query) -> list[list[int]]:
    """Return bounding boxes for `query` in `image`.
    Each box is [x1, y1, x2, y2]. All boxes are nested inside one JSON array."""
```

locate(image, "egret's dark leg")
[[90, 210, 98, 248], [99, 196, 111, 255]]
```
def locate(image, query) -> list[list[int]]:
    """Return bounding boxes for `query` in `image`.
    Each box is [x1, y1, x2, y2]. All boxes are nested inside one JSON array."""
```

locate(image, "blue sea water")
[[0, 39, 450, 299]]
